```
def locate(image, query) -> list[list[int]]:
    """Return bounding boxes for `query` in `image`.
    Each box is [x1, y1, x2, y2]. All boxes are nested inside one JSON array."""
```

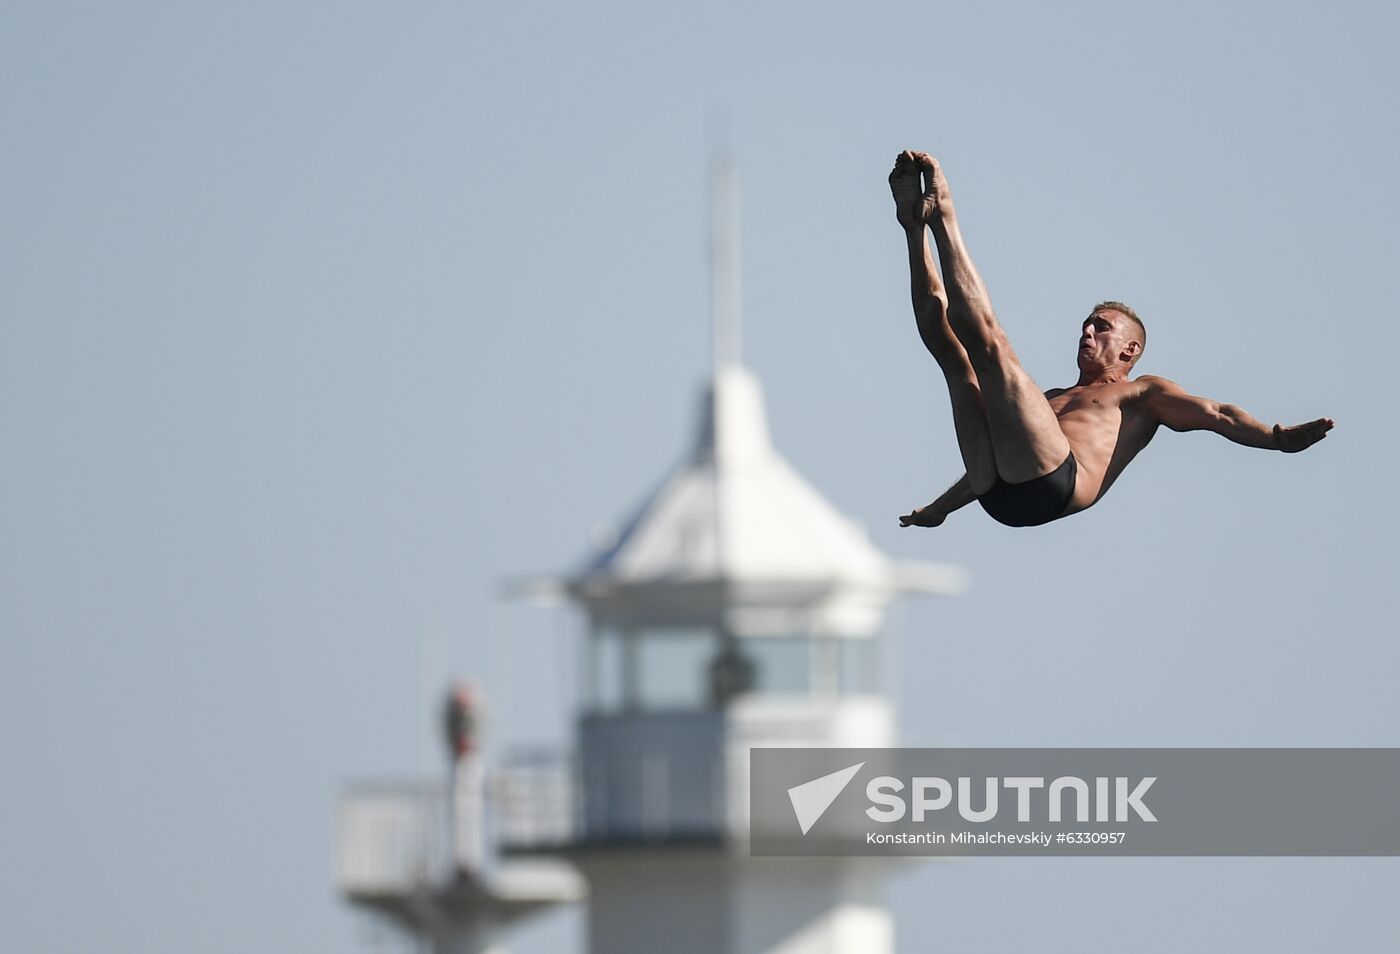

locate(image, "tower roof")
[[584, 365, 885, 586], [568, 365, 966, 635]]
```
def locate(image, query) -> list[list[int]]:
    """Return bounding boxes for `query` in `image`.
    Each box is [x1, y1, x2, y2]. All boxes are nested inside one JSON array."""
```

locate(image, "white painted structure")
[[337, 157, 967, 954], [518, 159, 967, 954], [549, 362, 964, 954], [336, 689, 584, 954]]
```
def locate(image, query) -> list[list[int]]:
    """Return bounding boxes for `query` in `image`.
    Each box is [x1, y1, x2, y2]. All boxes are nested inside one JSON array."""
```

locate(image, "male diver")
[[890, 150, 1332, 528]]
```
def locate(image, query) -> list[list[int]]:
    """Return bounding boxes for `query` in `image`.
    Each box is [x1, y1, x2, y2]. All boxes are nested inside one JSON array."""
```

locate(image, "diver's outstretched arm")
[[1141, 375, 1333, 452]]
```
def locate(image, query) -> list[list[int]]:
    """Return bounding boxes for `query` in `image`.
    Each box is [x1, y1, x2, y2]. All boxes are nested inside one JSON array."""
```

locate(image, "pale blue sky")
[[2, 1, 1397, 951]]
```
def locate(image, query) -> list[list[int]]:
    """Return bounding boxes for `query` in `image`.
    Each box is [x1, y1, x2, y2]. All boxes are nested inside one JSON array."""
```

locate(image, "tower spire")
[[709, 152, 742, 373]]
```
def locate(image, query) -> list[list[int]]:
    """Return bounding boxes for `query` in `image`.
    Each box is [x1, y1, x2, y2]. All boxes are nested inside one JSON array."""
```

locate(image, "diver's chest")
[[1051, 391, 1119, 418]]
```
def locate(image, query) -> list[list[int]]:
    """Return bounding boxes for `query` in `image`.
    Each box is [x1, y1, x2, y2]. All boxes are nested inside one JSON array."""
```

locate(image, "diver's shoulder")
[[1125, 374, 1177, 399], [1132, 373, 1185, 390]]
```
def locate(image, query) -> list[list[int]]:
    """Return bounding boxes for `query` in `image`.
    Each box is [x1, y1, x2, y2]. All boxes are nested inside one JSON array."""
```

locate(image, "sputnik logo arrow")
[[787, 762, 865, 835]]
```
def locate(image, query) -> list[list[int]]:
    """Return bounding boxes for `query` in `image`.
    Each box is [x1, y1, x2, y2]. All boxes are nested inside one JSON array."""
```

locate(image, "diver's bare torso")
[[1045, 378, 1159, 514]]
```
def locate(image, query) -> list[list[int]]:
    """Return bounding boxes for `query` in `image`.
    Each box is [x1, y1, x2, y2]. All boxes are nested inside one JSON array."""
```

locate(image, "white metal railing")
[[492, 747, 577, 849], [336, 782, 449, 894], [339, 699, 893, 880], [339, 754, 580, 892]]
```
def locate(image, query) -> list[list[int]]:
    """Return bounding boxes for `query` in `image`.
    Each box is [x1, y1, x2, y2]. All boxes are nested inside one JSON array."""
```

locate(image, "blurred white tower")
[[337, 156, 967, 954], [526, 156, 967, 954]]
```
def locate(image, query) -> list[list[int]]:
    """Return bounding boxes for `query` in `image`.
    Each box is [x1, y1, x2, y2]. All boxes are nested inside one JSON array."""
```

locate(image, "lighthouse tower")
[[336, 157, 967, 954], [527, 158, 967, 954]]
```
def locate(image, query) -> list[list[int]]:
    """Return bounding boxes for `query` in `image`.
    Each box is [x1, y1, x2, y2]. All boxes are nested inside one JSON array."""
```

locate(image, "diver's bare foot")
[[889, 151, 934, 229], [899, 503, 946, 528], [908, 151, 952, 219]]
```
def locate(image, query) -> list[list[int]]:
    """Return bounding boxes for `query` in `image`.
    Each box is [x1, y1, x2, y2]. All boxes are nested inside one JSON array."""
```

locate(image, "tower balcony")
[[496, 694, 893, 854], [336, 775, 583, 932]]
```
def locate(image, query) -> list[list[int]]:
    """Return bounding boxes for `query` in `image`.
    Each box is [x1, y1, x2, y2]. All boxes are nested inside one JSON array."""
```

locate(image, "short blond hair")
[[1093, 300, 1146, 359]]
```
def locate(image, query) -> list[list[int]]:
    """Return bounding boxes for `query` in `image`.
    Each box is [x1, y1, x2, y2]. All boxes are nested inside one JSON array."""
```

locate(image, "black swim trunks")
[[977, 455, 1078, 528]]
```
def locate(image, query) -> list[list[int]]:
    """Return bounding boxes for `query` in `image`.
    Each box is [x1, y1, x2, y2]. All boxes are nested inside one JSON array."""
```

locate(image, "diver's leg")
[[913, 152, 1071, 483], [891, 154, 997, 493]]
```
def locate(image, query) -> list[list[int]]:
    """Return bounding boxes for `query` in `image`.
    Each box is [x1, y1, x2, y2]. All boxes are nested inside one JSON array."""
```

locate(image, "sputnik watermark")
[[751, 748, 1400, 857], [865, 774, 1156, 823], [787, 762, 864, 835]]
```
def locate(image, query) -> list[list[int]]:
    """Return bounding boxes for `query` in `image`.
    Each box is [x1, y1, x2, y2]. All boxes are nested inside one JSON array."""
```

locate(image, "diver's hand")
[[899, 503, 946, 528], [1273, 418, 1334, 453]]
